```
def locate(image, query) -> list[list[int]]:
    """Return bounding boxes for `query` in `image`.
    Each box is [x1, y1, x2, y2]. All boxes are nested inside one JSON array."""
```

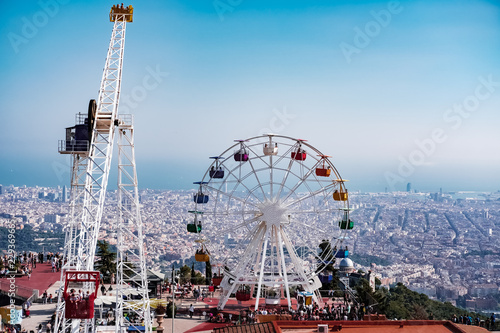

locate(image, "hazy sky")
[[1, 0, 499, 192]]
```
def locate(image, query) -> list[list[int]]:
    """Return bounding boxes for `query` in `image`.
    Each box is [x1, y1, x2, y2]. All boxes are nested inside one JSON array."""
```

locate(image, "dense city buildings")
[[1, 186, 499, 311]]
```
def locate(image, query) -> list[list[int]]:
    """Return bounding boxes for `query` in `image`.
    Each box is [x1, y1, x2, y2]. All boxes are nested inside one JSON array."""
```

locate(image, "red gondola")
[[315, 155, 331, 177], [292, 140, 307, 161], [63, 271, 100, 319], [235, 289, 251, 301], [292, 149, 306, 161], [212, 276, 223, 286]]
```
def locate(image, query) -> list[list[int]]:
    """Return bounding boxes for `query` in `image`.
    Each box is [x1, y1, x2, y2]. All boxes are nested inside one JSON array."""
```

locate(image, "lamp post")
[[172, 273, 179, 333]]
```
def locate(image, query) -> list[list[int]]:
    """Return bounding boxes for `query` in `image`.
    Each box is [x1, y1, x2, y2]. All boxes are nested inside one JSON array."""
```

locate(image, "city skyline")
[[1, 1, 499, 192]]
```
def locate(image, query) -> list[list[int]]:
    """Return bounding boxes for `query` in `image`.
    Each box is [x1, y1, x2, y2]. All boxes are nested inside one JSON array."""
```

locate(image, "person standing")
[[189, 304, 195, 318]]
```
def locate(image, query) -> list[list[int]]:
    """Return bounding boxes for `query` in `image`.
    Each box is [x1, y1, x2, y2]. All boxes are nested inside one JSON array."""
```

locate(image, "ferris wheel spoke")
[[287, 209, 335, 215], [281, 159, 323, 203], [275, 161, 295, 200], [245, 155, 268, 201], [220, 168, 264, 204], [274, 142, 300, 199], [289, 221, 329, 235], [204, 210, 260, 216], [217, 215, 262, 235], [205, 184, 260, 209], [284, 182, 337, 208]]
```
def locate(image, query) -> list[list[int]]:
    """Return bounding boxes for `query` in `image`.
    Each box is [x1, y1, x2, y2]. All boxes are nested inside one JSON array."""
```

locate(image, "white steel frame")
[[55, 10, 151, 333], [191, 135, 351, 311], [116, 116, 152, 332], [55, 153, 90, 333]]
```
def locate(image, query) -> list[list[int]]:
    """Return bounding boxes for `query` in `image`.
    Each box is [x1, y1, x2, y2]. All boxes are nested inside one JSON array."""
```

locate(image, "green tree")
[[191, 263, 196, 285], [205, 259, 212, 285], [179, 265, 191, 284], [94, 240, 116, 283], [376, 283, 486, 321], [317, 239, 335, 273], [316, 239, 340, 290]]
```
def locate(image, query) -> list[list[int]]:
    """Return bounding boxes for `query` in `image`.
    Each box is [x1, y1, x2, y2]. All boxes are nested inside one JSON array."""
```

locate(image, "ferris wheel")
[[188, 134, 353, 310]]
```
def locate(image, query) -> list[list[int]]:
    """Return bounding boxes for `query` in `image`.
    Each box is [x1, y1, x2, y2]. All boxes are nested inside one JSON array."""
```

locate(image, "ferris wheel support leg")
[[254, 232, 269, 312], [218, 224, 266, 310], [277, 227, 292, 310], [218, 281, 238, 311]]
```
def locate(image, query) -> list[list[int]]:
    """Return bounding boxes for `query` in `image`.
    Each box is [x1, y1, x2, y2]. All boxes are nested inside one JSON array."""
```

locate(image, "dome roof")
[[339, 258, 354, 268]]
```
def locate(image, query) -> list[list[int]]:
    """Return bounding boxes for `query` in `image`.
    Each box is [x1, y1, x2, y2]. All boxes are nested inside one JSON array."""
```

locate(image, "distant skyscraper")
[[406, 183, 412, 192], [62, 185, 67, 202], [0, 184, 2, 195]]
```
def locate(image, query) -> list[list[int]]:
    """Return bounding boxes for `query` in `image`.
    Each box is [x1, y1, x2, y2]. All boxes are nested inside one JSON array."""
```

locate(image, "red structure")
[[63, 271, 100, 319], [291, 150, 306, 161]]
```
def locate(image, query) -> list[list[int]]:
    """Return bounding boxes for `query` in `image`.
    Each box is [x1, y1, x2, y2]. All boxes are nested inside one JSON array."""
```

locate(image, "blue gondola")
[[319, 274, 333, 284], [193, 182, 209, 204], [209, 156, 225, 178], [335, 248, 349, 258]]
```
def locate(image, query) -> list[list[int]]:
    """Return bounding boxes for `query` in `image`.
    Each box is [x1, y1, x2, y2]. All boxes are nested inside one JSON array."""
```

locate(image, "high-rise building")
[[0, 184, 3, 195], [406, 182, 412, 192], [62, 185, 67, 202]]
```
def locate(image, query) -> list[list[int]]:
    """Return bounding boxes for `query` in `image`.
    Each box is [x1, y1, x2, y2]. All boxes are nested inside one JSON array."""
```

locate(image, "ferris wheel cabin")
[[234, 149, 249, 162], [292, 140, 307, 161], [187, 210, 203, 233], [333, 190, 348, 201], [212, 274, 223, 286], [235, 287, 251, 301], [195, 244, 210, 262], [234, 140, 249, 162], [339, 212, 354, 230], [315, 155, 332, 177], [193, 182, 209, 204], [334, 246, 349, 258], [209, 156, 224, 178], [263, 135, 278, 155], [63, 271, 100, 319]]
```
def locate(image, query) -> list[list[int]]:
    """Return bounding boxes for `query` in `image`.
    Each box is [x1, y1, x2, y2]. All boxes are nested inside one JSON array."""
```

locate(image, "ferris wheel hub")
[[257, 200, 289, 228]]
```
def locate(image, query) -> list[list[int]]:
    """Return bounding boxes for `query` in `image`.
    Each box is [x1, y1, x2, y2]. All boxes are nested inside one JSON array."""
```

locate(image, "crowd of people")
[[450, 313, 497, 330], [0, 252, 64, 278]]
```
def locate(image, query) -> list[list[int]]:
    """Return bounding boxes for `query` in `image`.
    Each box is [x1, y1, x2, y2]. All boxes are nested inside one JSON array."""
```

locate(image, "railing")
[[118, 114, 133, 127], [0, 280, 38, 300], [74, 112, 88, 126], [58, 140, 89, 153]]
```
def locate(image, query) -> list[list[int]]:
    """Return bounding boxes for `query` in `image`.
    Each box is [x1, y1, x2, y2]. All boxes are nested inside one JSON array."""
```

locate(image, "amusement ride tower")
[[55, 5, 151, 333]]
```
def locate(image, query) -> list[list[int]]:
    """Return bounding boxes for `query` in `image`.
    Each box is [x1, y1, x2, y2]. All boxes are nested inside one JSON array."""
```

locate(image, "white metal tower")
[[56, 6, 152, 333], [115, 116, 152, 331]]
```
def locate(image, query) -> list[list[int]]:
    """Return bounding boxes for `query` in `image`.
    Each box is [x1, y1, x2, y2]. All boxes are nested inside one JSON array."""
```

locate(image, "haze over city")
[[1, 1, 499, 192]]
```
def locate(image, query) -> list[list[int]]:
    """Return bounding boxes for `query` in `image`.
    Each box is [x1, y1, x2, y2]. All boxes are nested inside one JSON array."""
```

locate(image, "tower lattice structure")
[[55, 6, 152, 333]]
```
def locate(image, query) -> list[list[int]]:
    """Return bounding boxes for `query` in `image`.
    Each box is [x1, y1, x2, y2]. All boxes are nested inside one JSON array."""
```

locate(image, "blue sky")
[[0, 0, 499, 192]]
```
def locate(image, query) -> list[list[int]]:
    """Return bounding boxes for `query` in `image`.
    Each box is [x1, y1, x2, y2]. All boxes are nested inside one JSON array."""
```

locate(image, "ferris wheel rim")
[[192, 135, 350, 272]]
